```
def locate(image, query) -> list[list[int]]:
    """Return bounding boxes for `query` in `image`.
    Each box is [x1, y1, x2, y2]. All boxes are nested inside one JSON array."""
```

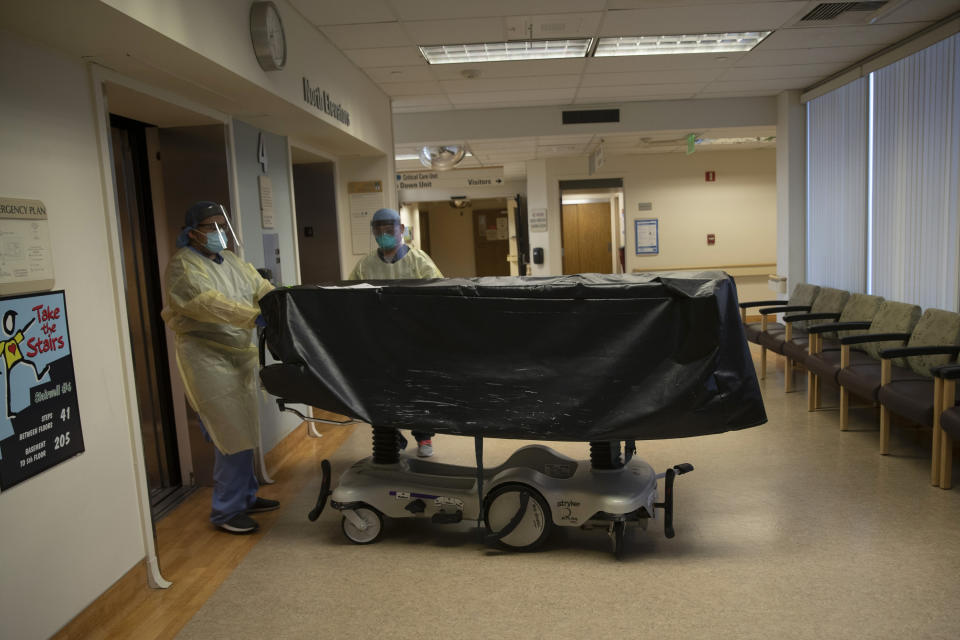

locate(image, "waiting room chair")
[[833, 301, 922, 430], [931, 364, 960, 489], [770, 287, 850, 393], [803, 293, 885, 412], [739, 283, 820, 379], [873, 309, 960, 455]]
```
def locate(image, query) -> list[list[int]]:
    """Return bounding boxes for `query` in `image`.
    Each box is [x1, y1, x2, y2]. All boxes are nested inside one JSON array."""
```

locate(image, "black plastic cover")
[[258, 272, 766, 442]]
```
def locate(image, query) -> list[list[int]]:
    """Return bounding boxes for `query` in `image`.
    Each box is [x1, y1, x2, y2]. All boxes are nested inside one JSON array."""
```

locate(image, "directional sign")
[[396, 167, 504, 191]]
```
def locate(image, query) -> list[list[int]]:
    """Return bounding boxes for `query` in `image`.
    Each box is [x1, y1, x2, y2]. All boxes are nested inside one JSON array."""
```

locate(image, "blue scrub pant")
[[200, 422, 259, 524]]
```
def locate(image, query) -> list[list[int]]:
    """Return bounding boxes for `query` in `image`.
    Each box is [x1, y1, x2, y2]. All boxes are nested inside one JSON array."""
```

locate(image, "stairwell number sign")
[[0, 290, 84, 490]]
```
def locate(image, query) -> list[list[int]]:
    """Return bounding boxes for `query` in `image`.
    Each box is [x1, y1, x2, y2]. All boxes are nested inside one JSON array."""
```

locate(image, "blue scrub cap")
[[177, 201, 224, 248], [371, 208, 401, 226]]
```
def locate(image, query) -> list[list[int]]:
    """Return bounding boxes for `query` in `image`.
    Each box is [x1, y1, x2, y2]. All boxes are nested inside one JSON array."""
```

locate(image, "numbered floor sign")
[[0, 290, 84, 490]]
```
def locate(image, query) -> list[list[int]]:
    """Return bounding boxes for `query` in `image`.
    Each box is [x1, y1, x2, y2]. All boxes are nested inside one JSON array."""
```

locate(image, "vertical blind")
[[871, 33, 960, 310], [807, 32, 960, 311], [807, 78, 868, 292]]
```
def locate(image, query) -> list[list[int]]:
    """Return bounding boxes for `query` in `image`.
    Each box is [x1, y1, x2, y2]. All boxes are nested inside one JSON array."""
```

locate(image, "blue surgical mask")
[[204, 230, 227, 253], [376, 233, 398, 250]]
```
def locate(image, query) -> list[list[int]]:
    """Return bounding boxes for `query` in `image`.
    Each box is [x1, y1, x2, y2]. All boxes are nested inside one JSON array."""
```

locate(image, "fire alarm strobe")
[[705, 171, 716, 182]]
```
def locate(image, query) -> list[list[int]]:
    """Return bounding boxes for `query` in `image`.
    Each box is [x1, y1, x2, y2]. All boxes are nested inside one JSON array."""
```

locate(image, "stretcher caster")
[[484, 484, 552, 551], [341, 505, 383, 544]]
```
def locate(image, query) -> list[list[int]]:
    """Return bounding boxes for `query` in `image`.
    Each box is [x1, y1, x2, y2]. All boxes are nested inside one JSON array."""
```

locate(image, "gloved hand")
[[255, 314, 267, 329]]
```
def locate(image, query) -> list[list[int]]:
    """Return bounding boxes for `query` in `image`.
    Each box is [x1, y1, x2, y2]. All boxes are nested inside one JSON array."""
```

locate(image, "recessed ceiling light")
[[595, 32, 770, 57], [419, 39, 593, 64]]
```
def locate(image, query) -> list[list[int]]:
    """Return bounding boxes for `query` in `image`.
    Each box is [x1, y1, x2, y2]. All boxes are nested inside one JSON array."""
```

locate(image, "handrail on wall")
[[632, 263, 776, 277]]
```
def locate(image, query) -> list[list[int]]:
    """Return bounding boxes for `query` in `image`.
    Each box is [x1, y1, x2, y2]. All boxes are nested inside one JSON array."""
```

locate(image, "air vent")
[[562, 109, 620, 125], [801, 1, 886, 21]]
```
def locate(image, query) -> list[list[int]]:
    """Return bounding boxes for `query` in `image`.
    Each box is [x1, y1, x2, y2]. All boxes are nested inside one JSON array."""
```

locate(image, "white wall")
[[100, 0, 394, 154], [527, 149, 778, 300], [0, 31, 145, 640]]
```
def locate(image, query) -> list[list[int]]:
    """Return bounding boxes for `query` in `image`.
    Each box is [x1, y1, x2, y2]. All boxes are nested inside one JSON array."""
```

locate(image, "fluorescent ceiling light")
[[595, 32, 770, 57], [420, 39, 592, 64], [396, 151, 472, 161]]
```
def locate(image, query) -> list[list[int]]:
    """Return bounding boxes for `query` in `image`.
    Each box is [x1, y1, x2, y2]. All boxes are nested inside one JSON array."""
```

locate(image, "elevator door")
[[110, 115, 182, 516]]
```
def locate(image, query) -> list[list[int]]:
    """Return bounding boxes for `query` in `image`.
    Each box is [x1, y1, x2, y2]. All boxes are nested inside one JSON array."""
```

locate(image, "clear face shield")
[[216, 204, 242, 250]]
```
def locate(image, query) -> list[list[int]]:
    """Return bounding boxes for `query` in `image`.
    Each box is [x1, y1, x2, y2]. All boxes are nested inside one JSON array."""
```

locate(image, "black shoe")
[[247, 497, 280, 513], [217, 513, 259, 535], [398, 433, 408, 451]]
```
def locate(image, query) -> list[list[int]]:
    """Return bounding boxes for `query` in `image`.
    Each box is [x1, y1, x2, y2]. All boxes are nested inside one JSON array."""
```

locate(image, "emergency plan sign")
[[0, 290, 84, 490]]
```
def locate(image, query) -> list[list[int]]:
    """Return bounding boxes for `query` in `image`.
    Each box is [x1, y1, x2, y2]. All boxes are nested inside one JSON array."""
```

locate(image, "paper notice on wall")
[[0, 198, 55, 296], [258, 175, 275, 229], [496, 217, 509, 240], [348, 181, 383, 255]]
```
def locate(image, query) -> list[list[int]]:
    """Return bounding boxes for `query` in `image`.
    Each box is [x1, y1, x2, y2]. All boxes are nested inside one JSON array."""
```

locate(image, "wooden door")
[[562, 203, 611, 274], [473, 209, 510, 276]]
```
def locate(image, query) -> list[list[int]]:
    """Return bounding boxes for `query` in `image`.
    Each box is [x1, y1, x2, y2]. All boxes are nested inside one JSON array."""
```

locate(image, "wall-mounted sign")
[[348, 181, 383, 255], [302, 78, 350, 126], [395, 167, 504, 191], [0, 197, 55, 296], [0, 290, 84, 490], [588, 140, 605, 175], [635, 218, 659, 255], [529, 208, 548, 233], [258, 175, 275, 229]]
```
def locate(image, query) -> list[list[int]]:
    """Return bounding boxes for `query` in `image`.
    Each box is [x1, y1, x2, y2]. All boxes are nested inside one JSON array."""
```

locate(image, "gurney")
[[258, 271, 766, 557]]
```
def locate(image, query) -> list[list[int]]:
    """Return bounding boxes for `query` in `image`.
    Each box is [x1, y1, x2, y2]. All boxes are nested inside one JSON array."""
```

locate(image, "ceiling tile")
[[429, 58, 588, 80], [391, 94, 452, 108], [321, 22, 413, 49], [378, 81, 445, 96], [585, 52, 745, 73], [736, 44, 879, 66], [537, 134, 597, 145], [580, 68, 724, 86], [345, 47, 426, 67], [448, 88, 577, 106], [441, 75, 581, 93], [758, 22, 931, 50], [577, 84, 701, 99], [598, 2, 809, 36], [702, 75, 824, 92], [404, 18, 507, 45], [720, 61, 847, 81], [289, 0, 396, 26], [365, 66, 436, 83], [391, 0, 608, 21], [874, 0, 960, 23]]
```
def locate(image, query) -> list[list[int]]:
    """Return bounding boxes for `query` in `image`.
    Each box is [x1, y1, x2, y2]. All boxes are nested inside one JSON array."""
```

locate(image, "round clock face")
[[251, 2, 286, 71]]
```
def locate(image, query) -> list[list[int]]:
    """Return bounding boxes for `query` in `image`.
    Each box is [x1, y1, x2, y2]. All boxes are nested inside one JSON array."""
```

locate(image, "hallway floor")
[[57, 345, 960, 639]]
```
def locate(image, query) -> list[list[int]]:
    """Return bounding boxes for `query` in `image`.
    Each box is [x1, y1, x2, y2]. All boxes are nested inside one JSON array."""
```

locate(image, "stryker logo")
[[302, 78, 350, 126]]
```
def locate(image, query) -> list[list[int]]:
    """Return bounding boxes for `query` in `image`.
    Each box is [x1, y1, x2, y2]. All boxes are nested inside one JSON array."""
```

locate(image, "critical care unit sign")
[[0, 290, 84, 490]]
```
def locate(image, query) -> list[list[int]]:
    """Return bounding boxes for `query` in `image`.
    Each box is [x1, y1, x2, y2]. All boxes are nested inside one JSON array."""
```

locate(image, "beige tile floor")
[[178, 346, 960, 640]]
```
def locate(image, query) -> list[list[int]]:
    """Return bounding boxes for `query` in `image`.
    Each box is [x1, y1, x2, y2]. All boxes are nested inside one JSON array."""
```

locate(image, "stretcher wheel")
[[484, 484, 552, 551], [341, 506, 383, 544], [611, 520, 626, 560]]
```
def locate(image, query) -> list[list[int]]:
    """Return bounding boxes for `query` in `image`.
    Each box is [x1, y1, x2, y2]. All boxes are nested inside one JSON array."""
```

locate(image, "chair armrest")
[[808, 321, 871, 335], [879, 345, 960, 360], [758, 305, 812, 316], [739, 300, 786, 309], [839, 332, 911, 346], [931, 364, 960, 379], [784, 312, 841, 324]]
